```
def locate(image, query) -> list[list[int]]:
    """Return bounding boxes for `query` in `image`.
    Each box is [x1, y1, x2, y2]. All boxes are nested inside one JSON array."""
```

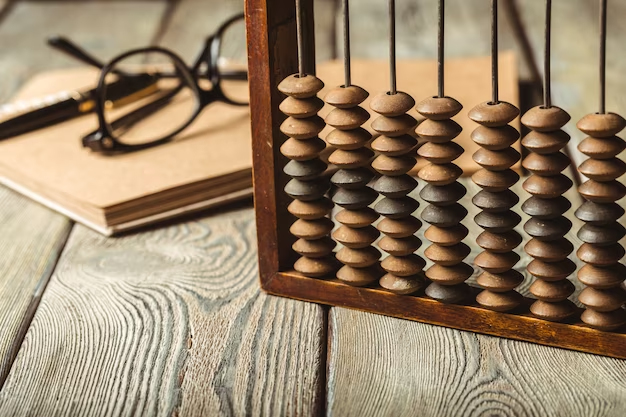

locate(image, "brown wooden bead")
[[530, 279, 575, 302], [424, 243, 471, 266], [522, 130, 570, 154], [280, 96, 324, 118], [472, 190, 519, 212], [284, 159, 327, 180], [471, 125, 519, 150], [374, 197, 420, 219], [294, 256, 337, 277], [521, 105, 571, 132], [469, 101, 520, 127], [332, 188, 378, 209], [331, 168, 373, 189], [381, 254, 426, 276], [527, 259, 577, 281], [288, 198, 333, 220], [578, 180, 626, 203], [476, 230, 522, 253], [417, 142, 464, 164], [522, 152, 571, 176], [425, 282, 470, 304], [370, 91, 416, 116], [280, 137, 326, 161], [577, 112, 626, 138], [379, 273, 425, 295], [378, 236, 422, 256], [336, 246, 381, 268], [415, 96, 463, 120], [325, 107, 370, 130], [372, 175, 418, 198], [278, 74, 324, 98], [280, 115, 325, 139], [474, 211, 521, 233], [473, 148, 520, 171], [415, 119, 462, 142], [370, 135, 418, 156], [426, 263, 474, 285], [475, 290, 523, 312], [420, 183, 467, 206], [578, 135, 626, 159], [424, 225, 469, 246], [324, 85, 369, 108], [371, 155, 416, 176], [337, 265, 382, 287], [326, 128, 371, 150], [371, 114, 417, 137], [378, 217, 423, 238], [292, 237, 336, 258], [421, 204, 468, 228], [333, 225, 380, 249], [578, 158, 626, 181], [328, 148, 374, 169], [529, 300, 577, 322], [284, 178, 329, 201], [524, 217, 572, 241], [335, 208, 378, 228], [578, 287, 626, 312], [577, 223, 626, 245], [290, 218, 334, 239], [523, 174, 573, 198], [525, 238, 574, 262], [476, 271, 524, 292], [472, 169, 520, 192], [417, 163, 463, 185], [580, 308, 626, 331], [577, 243, 625, 266], [474, 251, 520, 274], [522, 196, 571, 219], [578, 263, 626, 289]]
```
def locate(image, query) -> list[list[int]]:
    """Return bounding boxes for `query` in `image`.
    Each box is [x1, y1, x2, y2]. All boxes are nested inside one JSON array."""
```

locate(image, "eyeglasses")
[[50, 13, 248, 154]]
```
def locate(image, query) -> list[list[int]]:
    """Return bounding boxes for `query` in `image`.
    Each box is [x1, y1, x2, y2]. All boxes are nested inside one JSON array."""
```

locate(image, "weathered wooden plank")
[[0, 209, 326, 416]]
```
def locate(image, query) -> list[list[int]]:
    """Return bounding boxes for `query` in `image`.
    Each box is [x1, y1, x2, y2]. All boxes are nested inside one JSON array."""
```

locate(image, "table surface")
[[0, 0, 625, 416]]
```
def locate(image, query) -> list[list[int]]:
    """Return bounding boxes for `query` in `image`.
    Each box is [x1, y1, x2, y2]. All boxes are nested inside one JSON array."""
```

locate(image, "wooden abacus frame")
[[245, 0, 626, 359]]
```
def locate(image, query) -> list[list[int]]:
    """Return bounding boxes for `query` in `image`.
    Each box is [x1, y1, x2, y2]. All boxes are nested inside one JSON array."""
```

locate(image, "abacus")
[[245, 0, 626, 358]]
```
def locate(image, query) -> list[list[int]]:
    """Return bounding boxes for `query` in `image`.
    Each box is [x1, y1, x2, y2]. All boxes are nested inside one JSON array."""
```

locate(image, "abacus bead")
[[279, 96, 325, 118], [370, 91, 416, 116], [324, 85, 369, 108], [471, 125, 519, 150], [337, 265, 382, 286], [476, 230, 522, 253], [285, 178, 329, 201], [530, 279, 575, 301], [325, 107, 370, 130], [331, 168, 373, 189], [474, 211, 521, 233], [294, 257, 337, 277], [474, 251, 520, 273], [381, 254, 426, 276], [522, 130, 570, 154], [578, 287, 626, 312], [326, 128, 371, 150], [525, 238, 574, 262], [469, 101, 520, 127], [577, 223, 626, 245], [578, 180, 626, 203], [522, 196, 571, 219], [371, 114, 418, 136], [278, 74, 324, 98], [288, 198, 333, 220], [424, 243, 471, 266], [578, 158, 626, 181], [372, 175, 418, 198], [420, 183, 467, 206], [415, 96, 463, 120], [522, 152, 571, 176], [521, 105, 571, 132], [577, 243, 625, 266], [293, 237, 336, 257], [578, 135, 626, 159], [472, 190, 519, 212], [575, 201, 625, 225], [580, 309, 626, 331], [476, 271, 524, 292], [523, 174, 573, 198], [524, 217, 572, 241], [379, 274, 425, 295], [280, 116, 325, 139], [421, 204, 468, 227], [472, 169, 520, 192], [281, 137, 326, 161], [290, 218, 334, 239], [577, 112, 626, 137], [328, 148, 374, 168], [374, 197, 420, 219], [476, 290, 523, 312], [284, 159, 327, 180], [530, 301, 577, 322], [332, 188, 378, 209], [425, 283, 470, 304], [333, 225, 380, 248], [473, 148, 520, 171], [578, 263, 626, 289], [371, 155, 416, 176], [370, 135, 417, 156], [335, 208, 379, 228], [426, 264, 474, 285], [378, 217, 423, 238], [417, 163, 463, 185], [415, 119, 463, 142], [417, 142, 464, 164], [336, 247, 381, 268], [378, 235, 422, 256], [424, 225, 469, 246], [527, 259, 577, 281]]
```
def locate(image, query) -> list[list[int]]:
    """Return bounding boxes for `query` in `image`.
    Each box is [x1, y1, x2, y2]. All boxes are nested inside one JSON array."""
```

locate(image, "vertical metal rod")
[[389, 0, 397, 94], [295, 0, 306, 76], [599, 0, 607, 114], [438, 0, 445, 97], [544, 0, 552, 108], [343, 0, 351, 86], [491, 0, 499, 103]]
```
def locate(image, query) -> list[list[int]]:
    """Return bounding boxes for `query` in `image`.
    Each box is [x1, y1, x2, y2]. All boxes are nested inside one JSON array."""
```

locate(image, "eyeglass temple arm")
[[47, 36, 107, 69]]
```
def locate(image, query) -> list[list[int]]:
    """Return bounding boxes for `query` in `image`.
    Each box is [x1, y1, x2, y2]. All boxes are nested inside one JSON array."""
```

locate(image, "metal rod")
[[491, 0, 499, 103], [296, 0, 306, 76], [389, 0, 397, 94], [343, 0, 351, 86], [599, 0, 607, 114], [544, 0, 552, 108], [438, 0, 445, 97]]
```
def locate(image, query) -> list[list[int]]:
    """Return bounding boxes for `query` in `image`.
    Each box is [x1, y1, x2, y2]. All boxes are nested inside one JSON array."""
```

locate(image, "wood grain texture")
[[327, 308, 626, 417], [0, 209, 326, 416]]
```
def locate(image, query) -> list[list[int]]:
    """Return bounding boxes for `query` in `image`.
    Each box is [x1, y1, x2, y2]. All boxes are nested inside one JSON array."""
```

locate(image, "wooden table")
[[0, 1, 625, 416]]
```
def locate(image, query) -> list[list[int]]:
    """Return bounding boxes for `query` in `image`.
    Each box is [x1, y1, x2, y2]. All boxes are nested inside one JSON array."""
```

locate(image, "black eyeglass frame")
[[82, 13, 248, 153]]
